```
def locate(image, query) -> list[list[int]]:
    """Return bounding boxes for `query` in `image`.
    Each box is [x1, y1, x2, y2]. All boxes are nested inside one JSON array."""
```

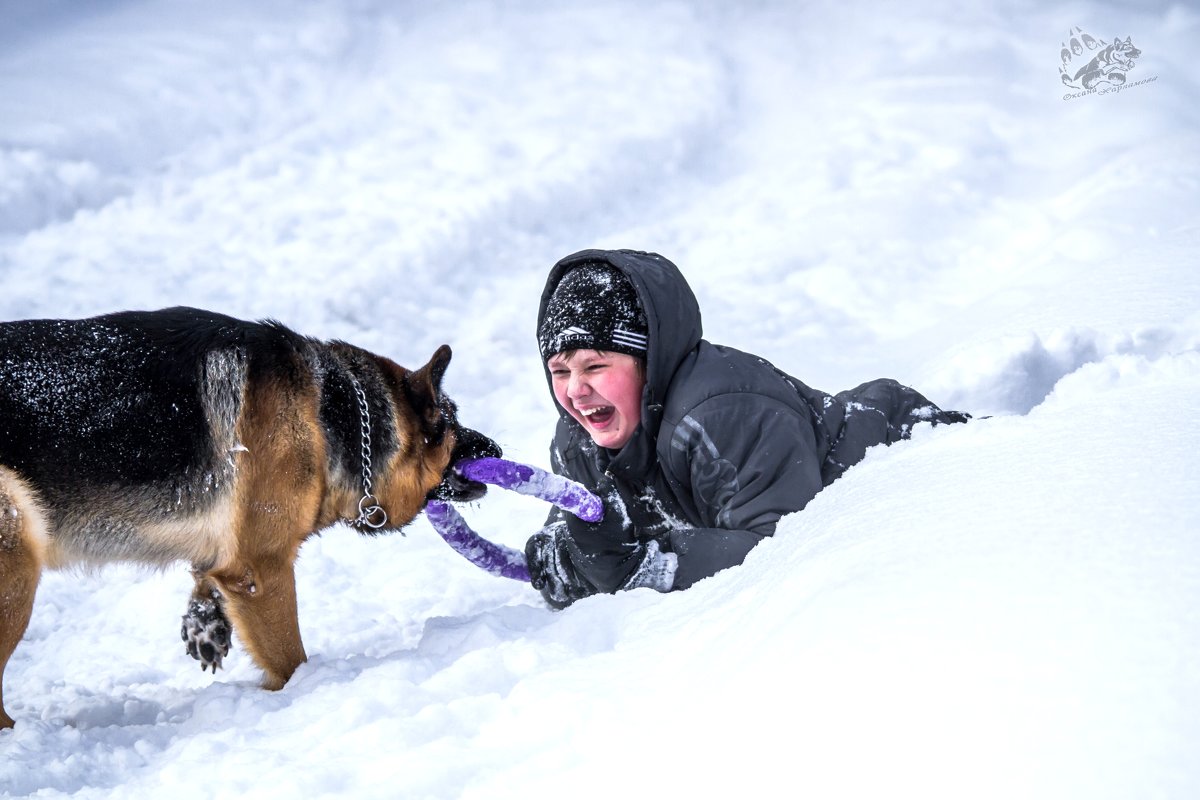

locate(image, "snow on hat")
[[538, 263, 648, 361]]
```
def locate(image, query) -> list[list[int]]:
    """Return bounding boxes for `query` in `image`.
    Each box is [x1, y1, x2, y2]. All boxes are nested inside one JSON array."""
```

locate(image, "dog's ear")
[[407, 345, 452, 409], [407, 346, 455, 445]]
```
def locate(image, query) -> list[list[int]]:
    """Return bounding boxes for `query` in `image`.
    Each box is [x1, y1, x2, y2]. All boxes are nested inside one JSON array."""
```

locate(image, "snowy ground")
[[2, 0, 1198, 797]]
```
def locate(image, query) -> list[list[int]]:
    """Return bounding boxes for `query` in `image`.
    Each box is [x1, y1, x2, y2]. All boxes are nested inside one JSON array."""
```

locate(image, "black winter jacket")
[[537, 249, 966, 593]]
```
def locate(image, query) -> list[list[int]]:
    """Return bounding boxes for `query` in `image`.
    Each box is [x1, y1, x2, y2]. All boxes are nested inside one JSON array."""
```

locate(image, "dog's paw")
[[181, 592, 232, 672]]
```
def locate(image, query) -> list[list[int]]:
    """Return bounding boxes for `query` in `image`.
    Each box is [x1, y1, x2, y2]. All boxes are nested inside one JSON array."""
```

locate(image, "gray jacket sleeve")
[[661, 393, 826, 588]]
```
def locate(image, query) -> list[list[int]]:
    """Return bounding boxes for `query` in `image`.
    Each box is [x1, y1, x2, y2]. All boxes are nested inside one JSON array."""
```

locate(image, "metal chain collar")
[[348, 374, 388, 530]]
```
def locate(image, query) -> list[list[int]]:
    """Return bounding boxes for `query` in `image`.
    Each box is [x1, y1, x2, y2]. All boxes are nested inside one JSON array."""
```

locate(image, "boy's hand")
[[525, 478, 677, 608], [525, 526, 595, 609]]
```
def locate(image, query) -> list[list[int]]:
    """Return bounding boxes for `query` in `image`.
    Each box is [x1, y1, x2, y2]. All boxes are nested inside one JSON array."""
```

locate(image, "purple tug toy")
[[424, 457, 603, 582]]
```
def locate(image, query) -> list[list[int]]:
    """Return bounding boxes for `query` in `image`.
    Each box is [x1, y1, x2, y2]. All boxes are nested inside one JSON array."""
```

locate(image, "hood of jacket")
[[537, 249, 702, 470]]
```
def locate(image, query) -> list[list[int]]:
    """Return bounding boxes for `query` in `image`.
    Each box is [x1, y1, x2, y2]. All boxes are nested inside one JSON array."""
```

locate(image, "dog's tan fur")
[[0, 470, 46, 729], [0, 330, 478, 726]]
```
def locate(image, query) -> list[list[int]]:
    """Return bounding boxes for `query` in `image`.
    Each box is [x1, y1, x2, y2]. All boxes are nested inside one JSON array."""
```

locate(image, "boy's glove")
[[525, 478, 678, 609], [525, 525, 595, 610]]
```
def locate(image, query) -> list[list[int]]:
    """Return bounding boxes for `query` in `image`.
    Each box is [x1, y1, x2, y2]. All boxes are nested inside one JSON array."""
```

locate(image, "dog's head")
[[389, 345, 500, 511]]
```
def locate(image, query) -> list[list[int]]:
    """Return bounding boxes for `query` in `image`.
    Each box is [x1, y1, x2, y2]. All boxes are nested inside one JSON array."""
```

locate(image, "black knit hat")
[[538, 264, 649, 361]]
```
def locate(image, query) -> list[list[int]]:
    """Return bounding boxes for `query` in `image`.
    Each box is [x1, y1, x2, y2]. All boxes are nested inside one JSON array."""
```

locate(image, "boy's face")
[[547, 350, 645, 450]]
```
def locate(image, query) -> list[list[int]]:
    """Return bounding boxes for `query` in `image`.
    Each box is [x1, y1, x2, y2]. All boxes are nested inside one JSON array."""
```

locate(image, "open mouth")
[[427, 426, 501, 503], [429, 468, 488, 502], [578, 405, 615, 426]]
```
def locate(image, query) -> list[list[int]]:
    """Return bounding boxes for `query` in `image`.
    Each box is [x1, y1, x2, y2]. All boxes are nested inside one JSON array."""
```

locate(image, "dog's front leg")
[[209, 557, 307, 690], [182, 569, 232, 672]]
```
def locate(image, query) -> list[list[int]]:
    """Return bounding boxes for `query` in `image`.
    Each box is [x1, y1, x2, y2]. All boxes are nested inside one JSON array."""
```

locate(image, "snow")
[[1, 0, 1198, 797]]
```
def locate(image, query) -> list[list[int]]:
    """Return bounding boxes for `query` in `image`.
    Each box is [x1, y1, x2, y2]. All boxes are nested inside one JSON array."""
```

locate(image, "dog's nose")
[[455, 427, 501, 461]]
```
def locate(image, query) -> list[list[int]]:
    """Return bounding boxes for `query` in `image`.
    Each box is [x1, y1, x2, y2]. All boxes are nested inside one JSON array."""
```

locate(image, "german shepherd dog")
[[0, 307, 499, 728]]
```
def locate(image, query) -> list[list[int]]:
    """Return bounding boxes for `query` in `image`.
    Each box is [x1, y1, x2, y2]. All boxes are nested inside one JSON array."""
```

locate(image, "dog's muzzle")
[[429, 426, 502, 502]]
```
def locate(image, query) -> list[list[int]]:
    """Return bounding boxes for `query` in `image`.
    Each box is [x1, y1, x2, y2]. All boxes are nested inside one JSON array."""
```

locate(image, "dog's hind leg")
[[0, 478, 44, 730], [181, 570, 232, 672], [210, 556, 307, 690]]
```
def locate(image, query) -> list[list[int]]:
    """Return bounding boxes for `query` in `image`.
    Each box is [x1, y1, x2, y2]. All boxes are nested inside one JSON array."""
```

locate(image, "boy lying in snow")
[[524, 249, 968, 608]]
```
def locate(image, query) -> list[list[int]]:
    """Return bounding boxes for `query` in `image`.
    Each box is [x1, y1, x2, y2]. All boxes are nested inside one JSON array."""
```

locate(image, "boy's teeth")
[[581, 406, 610, 417]]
